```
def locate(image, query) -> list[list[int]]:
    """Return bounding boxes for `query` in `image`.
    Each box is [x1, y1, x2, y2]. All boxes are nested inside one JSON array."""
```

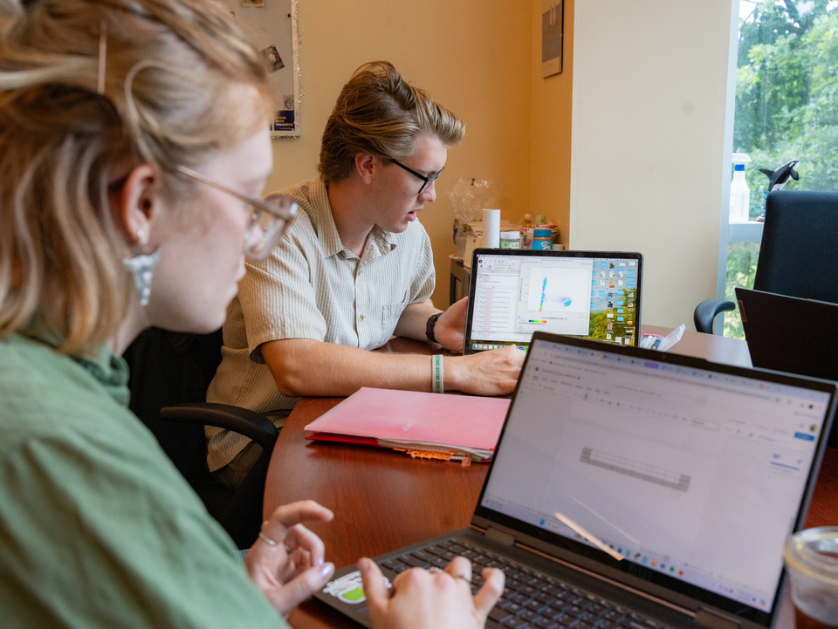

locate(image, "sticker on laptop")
[[323, 570, 392, 604]]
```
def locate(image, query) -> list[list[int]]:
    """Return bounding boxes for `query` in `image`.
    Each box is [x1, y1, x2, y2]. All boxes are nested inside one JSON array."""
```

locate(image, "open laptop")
[[315, 331, 836, 629], [464, 249, 643, 353], [737, 287, 838, 382], [736, 287, 838, 448]]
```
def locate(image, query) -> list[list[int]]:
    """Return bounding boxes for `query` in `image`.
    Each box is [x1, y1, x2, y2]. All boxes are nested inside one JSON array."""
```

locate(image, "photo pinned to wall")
[[226, 0, 300, 137], [541, 0, 563, 78], [263, 45, 285, 72]]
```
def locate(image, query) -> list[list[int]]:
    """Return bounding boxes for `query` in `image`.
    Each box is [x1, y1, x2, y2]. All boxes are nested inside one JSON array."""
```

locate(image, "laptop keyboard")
[[378, 539, 671, 629]]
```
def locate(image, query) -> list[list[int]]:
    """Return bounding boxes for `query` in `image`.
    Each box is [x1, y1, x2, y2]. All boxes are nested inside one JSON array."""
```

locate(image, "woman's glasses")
[[176, 166, 298, 260]]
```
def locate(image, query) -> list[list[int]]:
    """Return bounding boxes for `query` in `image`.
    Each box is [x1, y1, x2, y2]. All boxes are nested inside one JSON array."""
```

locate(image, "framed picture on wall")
[[541, 0, 563, 78], [226, 0, 301, 137]]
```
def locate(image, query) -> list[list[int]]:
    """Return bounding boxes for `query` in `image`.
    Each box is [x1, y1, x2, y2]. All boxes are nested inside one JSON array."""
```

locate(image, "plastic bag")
[[449, 178, 499, 254], [638, 324, 685, 352]]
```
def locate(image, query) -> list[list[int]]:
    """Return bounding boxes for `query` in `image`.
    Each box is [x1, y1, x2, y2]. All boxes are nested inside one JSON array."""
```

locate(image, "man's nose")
[[420, 179, 437, 202]]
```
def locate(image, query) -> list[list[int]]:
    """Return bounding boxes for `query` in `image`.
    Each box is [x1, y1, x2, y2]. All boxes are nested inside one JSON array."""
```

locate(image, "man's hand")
[[244, 500, 335, 617], [433, 297, 468, 352], [360, 556, 504, 629], [446, 345, 526, 396]]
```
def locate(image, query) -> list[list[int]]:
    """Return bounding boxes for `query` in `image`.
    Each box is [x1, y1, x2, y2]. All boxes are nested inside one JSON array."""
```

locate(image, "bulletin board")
[[541, 0, 563, 78], [226, 0, 301, 137]]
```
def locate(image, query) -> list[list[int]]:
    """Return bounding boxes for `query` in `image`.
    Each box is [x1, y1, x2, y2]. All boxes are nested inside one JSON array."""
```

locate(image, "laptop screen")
[[477, 334, 834, 620], [464, 249, 642, 353]]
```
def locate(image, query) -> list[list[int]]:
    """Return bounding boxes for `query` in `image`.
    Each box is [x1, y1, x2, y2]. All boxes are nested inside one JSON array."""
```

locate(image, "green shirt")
[[0, 333, 287, 628]]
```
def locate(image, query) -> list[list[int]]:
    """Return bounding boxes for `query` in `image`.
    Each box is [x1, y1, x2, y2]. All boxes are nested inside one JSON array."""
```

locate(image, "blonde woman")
[[0, 1, 501, 627]]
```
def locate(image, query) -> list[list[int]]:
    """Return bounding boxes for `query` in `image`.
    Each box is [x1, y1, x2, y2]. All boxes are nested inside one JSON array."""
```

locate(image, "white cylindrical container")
[[730, 160, 751, 223], [482, 209, 500, 248]]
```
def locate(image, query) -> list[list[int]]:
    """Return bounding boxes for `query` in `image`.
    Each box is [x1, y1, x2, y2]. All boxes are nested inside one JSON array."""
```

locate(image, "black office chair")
[[694, 190, 838, 333], [123, 328, 278, 549]]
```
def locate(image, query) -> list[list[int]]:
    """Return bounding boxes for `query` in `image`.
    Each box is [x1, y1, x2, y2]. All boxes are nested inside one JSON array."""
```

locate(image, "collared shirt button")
[[359, 314, 365, 322]]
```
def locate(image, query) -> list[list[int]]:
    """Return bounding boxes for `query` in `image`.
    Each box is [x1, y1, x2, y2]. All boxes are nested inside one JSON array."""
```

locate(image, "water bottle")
[[730, 155, 751, 223]]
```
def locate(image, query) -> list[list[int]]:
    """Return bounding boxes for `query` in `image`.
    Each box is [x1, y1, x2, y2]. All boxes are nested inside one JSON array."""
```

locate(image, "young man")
[[207, 61, 524, 488]]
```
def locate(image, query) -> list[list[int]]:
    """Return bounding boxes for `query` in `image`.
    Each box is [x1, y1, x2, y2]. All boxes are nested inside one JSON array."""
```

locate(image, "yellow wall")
[[529, 0, 574, 247], [266, 0, 730, 328], [268, 1, 534, 308]]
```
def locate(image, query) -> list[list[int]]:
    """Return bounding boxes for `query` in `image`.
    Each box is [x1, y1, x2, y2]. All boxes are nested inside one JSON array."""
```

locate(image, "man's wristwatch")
[[426, 312, 443, 344]]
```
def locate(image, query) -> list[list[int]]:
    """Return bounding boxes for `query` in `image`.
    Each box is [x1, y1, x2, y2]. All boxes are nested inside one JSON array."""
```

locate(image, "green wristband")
[[432, 354, 444, 394]]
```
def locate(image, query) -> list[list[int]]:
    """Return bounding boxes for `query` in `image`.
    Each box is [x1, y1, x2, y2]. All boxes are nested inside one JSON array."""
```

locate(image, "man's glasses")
[[390, 159, 444, 195], [176, 166, 298, 260]]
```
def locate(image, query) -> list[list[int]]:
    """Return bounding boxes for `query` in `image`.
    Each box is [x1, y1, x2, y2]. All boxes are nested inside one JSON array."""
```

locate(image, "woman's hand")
[[360, 555, 504, 629], [244, 500, 335, 617]]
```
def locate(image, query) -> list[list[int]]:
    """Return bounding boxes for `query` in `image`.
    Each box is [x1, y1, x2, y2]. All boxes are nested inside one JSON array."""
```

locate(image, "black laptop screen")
[[465, 250, 642, 353], [478, 335, 833, 618]]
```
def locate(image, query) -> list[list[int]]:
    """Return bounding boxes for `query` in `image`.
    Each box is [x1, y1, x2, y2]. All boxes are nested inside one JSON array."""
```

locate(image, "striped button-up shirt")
[[206, 177, 435, 471]]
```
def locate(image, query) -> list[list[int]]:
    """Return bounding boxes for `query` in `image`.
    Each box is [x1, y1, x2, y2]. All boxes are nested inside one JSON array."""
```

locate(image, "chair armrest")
[[160, 403, 278, 453], [693, 299, 736, 334]]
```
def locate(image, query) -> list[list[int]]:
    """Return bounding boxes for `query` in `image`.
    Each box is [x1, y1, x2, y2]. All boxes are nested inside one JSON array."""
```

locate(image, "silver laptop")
[[315, 331, 835, 629], [464, 249, 643, 353]]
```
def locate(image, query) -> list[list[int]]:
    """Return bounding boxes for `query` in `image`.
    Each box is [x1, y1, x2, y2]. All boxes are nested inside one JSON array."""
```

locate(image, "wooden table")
[[264, 330, 836, 629]]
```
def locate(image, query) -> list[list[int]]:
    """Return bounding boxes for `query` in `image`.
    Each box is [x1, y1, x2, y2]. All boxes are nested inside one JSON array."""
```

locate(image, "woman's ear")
[[115, 164, 159, 248]]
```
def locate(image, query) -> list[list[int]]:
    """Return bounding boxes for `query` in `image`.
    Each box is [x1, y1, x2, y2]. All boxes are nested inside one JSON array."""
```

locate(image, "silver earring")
[[123, 229, 162, 307]]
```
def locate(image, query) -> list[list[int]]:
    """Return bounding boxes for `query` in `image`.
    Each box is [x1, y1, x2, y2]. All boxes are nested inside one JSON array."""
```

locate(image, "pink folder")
[[304, 387, 511, 461]]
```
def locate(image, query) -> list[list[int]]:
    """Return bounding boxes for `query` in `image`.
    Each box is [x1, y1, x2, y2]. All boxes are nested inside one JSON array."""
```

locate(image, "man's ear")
[[115, 164, 159, 247], [353, 153, 378, 185]]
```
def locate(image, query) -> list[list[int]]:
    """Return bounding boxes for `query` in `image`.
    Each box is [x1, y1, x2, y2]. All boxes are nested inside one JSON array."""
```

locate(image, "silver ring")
[[428, 566, 470, 583], [258, 520, 279, 547]]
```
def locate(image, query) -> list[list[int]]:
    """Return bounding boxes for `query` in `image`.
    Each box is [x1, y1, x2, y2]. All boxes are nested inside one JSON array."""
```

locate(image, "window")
[[723, 0, 838, 337]]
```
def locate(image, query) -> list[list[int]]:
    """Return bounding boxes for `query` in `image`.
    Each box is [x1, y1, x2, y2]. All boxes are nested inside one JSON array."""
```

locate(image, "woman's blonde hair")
[[0, 0, 272, 355], [319, 61, 465, 183]]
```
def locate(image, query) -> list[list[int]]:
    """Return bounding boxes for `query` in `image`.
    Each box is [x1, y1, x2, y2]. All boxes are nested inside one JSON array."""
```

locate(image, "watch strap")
[[426, 312, 443, 344]]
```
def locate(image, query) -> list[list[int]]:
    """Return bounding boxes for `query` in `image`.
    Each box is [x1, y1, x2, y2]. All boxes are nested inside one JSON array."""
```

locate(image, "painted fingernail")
[[317, 556, 324, 566], [320, 562, 335, 578]]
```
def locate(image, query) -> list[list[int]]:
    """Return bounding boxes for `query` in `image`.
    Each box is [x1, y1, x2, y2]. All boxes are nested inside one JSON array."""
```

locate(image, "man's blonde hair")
[[0, 0, 272, 355], [319, 61, 464, 183]]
